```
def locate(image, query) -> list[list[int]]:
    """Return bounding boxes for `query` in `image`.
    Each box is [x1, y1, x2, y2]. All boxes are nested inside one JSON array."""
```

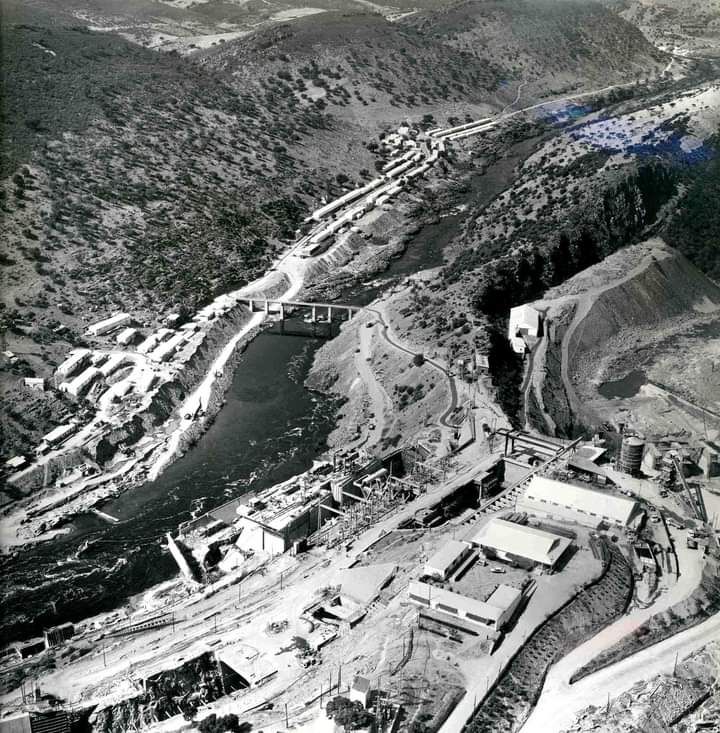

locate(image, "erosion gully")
[[0, 136, 540, 644]]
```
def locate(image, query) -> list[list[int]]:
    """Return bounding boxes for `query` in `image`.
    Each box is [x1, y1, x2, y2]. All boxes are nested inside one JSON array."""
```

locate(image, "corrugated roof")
[[522, 476, 637, 524], [473, 518, 570, 566]]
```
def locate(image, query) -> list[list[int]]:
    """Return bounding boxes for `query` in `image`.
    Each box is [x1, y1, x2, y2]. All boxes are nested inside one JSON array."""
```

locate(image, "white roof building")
[[517, 476, 639, 527], [472, 518, 571, 569], [508, 304, 542, 354], [116, 327, 138, 346], [42, 423, 76, 446], [424, 540, 473, 580], [99, 353, 127, 378], [408, 581, 521, 633], [55, 349, 91, 379], [87, 312, 132, 337], [61, 366, 101, 398]]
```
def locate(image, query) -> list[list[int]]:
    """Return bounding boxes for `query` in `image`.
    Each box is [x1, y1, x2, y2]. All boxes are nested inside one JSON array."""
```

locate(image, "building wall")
[[516, 496, 603, 529]]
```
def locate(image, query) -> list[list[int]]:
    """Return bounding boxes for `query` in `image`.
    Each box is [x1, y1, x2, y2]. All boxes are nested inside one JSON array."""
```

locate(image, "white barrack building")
[[87, 313, 132, 337]]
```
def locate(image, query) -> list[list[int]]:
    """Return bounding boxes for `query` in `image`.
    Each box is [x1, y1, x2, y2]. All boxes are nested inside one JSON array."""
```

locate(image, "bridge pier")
[[328, 306, 333, 322], [263, 300, 269, 314], [312, 305, 317, 323]]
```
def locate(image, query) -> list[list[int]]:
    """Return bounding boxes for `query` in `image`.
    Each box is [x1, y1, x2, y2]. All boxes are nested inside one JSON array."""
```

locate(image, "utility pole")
[[673, 651, 679, 676], [171, 611, 175, 633], [103, 646, 107, 668], [285, 702, 289, 728], [319, 684, 323, 708]]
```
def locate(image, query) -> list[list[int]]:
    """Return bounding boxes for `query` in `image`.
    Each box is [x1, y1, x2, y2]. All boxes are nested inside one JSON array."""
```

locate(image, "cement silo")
[[619, 436, 645, 476]]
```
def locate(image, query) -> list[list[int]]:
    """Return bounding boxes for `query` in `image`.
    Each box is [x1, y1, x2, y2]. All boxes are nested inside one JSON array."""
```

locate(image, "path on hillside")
[[523, 527, 706, 732], [522, 606, 720, 733], [551, 243, 669, 422], [366, 305, 459, 429], [352, 316, 393, 449]]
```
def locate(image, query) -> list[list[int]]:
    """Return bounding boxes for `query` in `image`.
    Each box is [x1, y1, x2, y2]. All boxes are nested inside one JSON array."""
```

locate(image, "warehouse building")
[[424, 540, 473, 580], [472, 518, 572, 571], [408, 581, 521, 634], [517, 476, 639, 528]]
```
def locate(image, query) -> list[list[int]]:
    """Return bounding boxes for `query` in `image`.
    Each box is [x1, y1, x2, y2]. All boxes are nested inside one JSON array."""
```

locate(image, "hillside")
[[1, 0, 680, 462], [606, 0, 720, 58], [526, 239, 720, 436]]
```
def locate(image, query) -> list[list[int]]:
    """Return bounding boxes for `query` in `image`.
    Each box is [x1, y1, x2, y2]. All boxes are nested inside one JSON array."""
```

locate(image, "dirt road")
[[521, 609, 720, 733], [522, 526, 707, 732]]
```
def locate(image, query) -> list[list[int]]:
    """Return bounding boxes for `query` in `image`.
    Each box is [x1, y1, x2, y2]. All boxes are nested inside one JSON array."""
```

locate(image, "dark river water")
[[0, 333, 338, 643], [0, 136, 539, 644]]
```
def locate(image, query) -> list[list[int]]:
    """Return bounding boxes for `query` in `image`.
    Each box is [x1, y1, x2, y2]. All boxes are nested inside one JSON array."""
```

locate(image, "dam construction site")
[[3, 4, 720, 732]]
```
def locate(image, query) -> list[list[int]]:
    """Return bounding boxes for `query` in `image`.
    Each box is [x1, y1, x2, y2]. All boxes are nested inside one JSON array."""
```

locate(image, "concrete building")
[[87, 312, 132, 337], [137, 333, 161, 355], [424, 540, 473, 580], [235, 478, 334, 556], [350, 676, 371, 708], [508, 304, 542, 354], [408, 581, 521, 634], [472, 518, 572, 571], [55, 349, 91, 380], [517, 476, 639, 528], [4, 455, 27, 472], [43, 622, 74, 649], [60, 366, 101, 398], [150, 332, 186, 362]]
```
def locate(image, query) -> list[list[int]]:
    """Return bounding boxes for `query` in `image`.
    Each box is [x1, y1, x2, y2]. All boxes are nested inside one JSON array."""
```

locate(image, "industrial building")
[[235, 451, 383, 555], [408, 580, 522, 634], [87, 312, 132, 337], [516, 476, 639, 528], [508, 304, 542, 354], [424, 540, 474, 580], [472, 518, 572, 571]]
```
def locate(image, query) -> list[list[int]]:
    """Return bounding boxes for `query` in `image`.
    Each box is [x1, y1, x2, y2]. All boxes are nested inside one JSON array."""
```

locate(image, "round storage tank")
[[620, 436, 645, 476]]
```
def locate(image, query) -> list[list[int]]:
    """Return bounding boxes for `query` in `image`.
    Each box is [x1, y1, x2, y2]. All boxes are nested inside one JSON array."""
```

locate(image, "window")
[[437, 603, 458, 615], [467, 612, 493, 626]]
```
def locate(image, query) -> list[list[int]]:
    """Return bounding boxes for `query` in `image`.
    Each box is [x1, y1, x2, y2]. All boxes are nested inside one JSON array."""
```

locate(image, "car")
[[491, 567, 506, 574]]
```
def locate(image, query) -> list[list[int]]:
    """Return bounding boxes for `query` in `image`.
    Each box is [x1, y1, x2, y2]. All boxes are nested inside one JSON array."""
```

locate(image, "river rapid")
[[0, 135, 540, 644]]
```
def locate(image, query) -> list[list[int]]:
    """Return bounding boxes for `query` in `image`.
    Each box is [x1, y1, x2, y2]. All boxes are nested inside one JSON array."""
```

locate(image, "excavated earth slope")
[[526, 239, 720, 435]]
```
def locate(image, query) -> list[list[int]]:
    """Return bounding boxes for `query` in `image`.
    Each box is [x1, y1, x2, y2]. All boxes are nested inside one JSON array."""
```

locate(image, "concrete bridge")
[[241, 298, 363, 323]]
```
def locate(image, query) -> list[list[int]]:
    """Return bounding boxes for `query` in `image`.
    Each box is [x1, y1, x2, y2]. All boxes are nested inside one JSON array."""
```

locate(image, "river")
[[0, 134, 541, 644]]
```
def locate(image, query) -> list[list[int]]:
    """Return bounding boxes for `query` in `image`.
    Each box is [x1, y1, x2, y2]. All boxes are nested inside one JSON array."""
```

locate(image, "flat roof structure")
[[473, 518, 571, 569], [518, 476, 638, 527], [408, 581, 521, 633], [424, 540, 473, 580]]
